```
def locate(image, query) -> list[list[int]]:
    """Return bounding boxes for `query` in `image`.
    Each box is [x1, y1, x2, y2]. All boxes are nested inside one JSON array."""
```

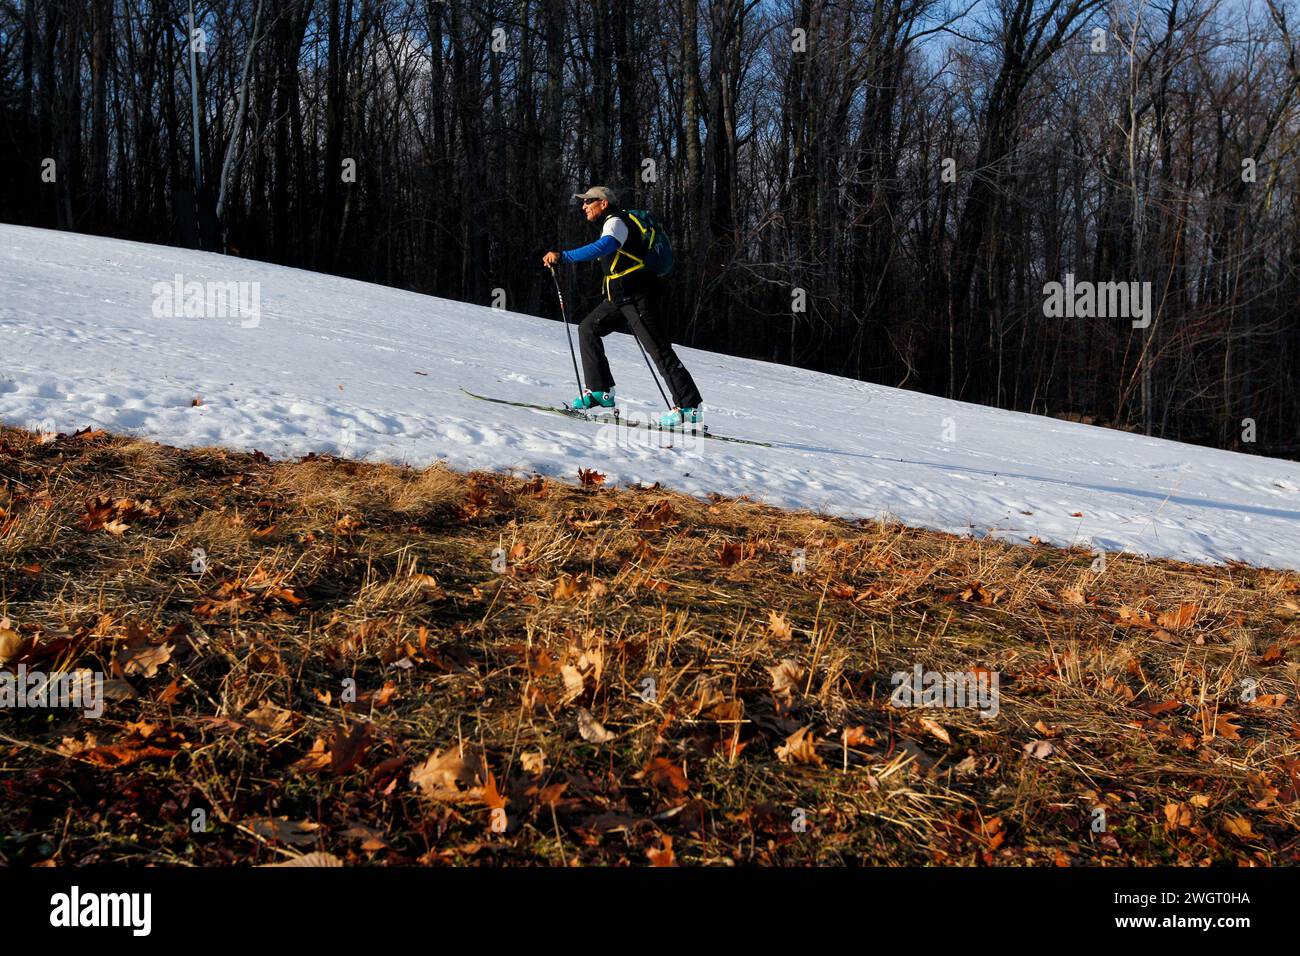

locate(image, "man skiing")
[[542, 186, 703, 428]]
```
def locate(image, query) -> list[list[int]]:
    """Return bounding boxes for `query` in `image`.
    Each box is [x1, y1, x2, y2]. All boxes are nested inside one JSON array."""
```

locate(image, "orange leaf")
[[1222, 815, 1258, 839], [1157, 603, 1198, 630], [646, 835, 676, 866], [767, 611, 794, 640]]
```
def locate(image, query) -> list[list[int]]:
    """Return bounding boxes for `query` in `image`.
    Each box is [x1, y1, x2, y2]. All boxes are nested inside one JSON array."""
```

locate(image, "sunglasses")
[[581, 198, 602, 206]]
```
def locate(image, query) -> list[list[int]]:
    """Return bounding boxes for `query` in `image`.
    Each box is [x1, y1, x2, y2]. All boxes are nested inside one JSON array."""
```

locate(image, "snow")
[[2, 222, 1299, 570]]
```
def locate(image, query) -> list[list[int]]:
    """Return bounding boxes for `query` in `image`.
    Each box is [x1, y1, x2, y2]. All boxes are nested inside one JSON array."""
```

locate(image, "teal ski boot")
[[571, 389, 617, 413], [659, 406, 702, 428]]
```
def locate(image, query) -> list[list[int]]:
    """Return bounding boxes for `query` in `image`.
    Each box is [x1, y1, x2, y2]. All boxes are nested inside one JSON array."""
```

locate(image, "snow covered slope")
[[2, 223, 1299, 570]]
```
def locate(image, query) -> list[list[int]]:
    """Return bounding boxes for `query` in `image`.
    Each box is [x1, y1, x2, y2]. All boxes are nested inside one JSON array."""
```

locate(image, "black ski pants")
[[577, 281, 703, 409]]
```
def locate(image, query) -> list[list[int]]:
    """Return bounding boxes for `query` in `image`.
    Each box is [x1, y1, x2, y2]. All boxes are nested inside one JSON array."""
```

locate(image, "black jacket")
[[597, 207, 658, 303]]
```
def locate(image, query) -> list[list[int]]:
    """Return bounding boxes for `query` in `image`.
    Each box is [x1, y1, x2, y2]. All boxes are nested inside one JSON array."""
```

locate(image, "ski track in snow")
[[3, 223, 1300, 569]]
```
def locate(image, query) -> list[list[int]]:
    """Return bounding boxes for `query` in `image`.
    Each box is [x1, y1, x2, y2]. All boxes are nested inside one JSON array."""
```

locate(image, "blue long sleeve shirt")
[[561, 234, 620, 263]]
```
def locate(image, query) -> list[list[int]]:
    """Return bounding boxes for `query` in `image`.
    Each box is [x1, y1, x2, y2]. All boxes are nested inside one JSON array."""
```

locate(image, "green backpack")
[[626, 209, 674, 277]]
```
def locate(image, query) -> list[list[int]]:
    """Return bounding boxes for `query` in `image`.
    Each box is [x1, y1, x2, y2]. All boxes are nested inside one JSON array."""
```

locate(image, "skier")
[[542, 186, 704, 428]]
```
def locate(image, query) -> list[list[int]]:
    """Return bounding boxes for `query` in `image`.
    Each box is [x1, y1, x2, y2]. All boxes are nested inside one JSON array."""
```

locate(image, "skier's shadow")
[[778, 441, 1300, 522]]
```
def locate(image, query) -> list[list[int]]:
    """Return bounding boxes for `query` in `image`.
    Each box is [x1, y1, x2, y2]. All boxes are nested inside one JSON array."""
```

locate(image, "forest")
[[1, 0, 1297, 455]]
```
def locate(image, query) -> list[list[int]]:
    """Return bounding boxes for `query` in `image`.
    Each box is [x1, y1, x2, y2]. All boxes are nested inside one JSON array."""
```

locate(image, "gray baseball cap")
[[573, 185, 618, 204]]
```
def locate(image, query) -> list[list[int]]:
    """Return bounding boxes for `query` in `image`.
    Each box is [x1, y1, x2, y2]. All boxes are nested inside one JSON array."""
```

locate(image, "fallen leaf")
[[767, 611, 794, 640], [577, 707, 615, 743], [1157, 603, 1198, 630], [1024, 739, 1056, 759], [520, 750, 546, 775], [920, 717, 952, 745], [264, 852, 344, 867], [717, 542, 743, 567], [646, 835, 676, 866], [842, 725, 875, 748], [1249, 694, 1288, 709], [1212, 714, 1242, 741], [559, 663, 585, 704], [244, 703, 293, 734], [411, 746, 488, 802], [74, 738, 180, 768], [294, 722, 374, 775], [251, 818, 321, 847], [1222, 815, 1258, 839], [117, 642, 173, 679], [767, 659, 805, 703], [0, 620, 29, 665], [637, 757, 689, 796], [775, 726, 822, 765], [1163, 801, 1191, 830]]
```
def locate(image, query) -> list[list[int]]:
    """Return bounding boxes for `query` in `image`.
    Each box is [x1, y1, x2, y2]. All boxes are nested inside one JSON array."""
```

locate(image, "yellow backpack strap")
[[627, 212, 655, 249], [603, 215, 646, 297]]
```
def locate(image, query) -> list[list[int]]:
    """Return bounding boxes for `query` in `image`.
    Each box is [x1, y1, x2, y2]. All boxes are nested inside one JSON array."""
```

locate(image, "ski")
[[459, 388, 773, 447]]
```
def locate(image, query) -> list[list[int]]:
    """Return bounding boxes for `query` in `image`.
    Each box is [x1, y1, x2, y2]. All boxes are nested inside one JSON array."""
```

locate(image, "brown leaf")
[[775, 726, 822, 765], [1157, 603, 1198, 630], [646, 835, 676, 867], [1136, 699, 1181, 716], [1163, 801, 1191, 830], [244, 702, 293, 734], [1249, 693, 1288, 709], [117, 642, 173, 679], [920, 717, 952, 745], [251, 817, 320, 847], [79, 496, 114, 532], [1222, 815, 1258, 839], [0, 619, 30, 666], [1117, 605, 1158, 629], [520, 750, 546, 775], [717, 542, 743, 567], [842, 725, 875, 748], [294, 722, 373, 775], [263, 852, 343, 867], [411, 745, 488, 802], [767, 659, 805, 703], [767, 611, 794, 640], [637, 757, 689, 796], [1212, 713, 1242, 741], [577, 468, 606, 487], [1259, 644, 1286, 665], [75, 738, 180, 769], [960, 581, 1002, 604], [1061, 588, 1089, 606]]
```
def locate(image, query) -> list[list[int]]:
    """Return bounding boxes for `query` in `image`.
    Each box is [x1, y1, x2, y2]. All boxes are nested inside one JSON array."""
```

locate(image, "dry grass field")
[[1, 424, 1298, 865]]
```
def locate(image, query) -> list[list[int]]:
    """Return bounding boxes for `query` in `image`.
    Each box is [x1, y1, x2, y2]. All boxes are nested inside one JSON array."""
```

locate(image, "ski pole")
[[549, 265, 584, 397], [633, 333, 672, 410]]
